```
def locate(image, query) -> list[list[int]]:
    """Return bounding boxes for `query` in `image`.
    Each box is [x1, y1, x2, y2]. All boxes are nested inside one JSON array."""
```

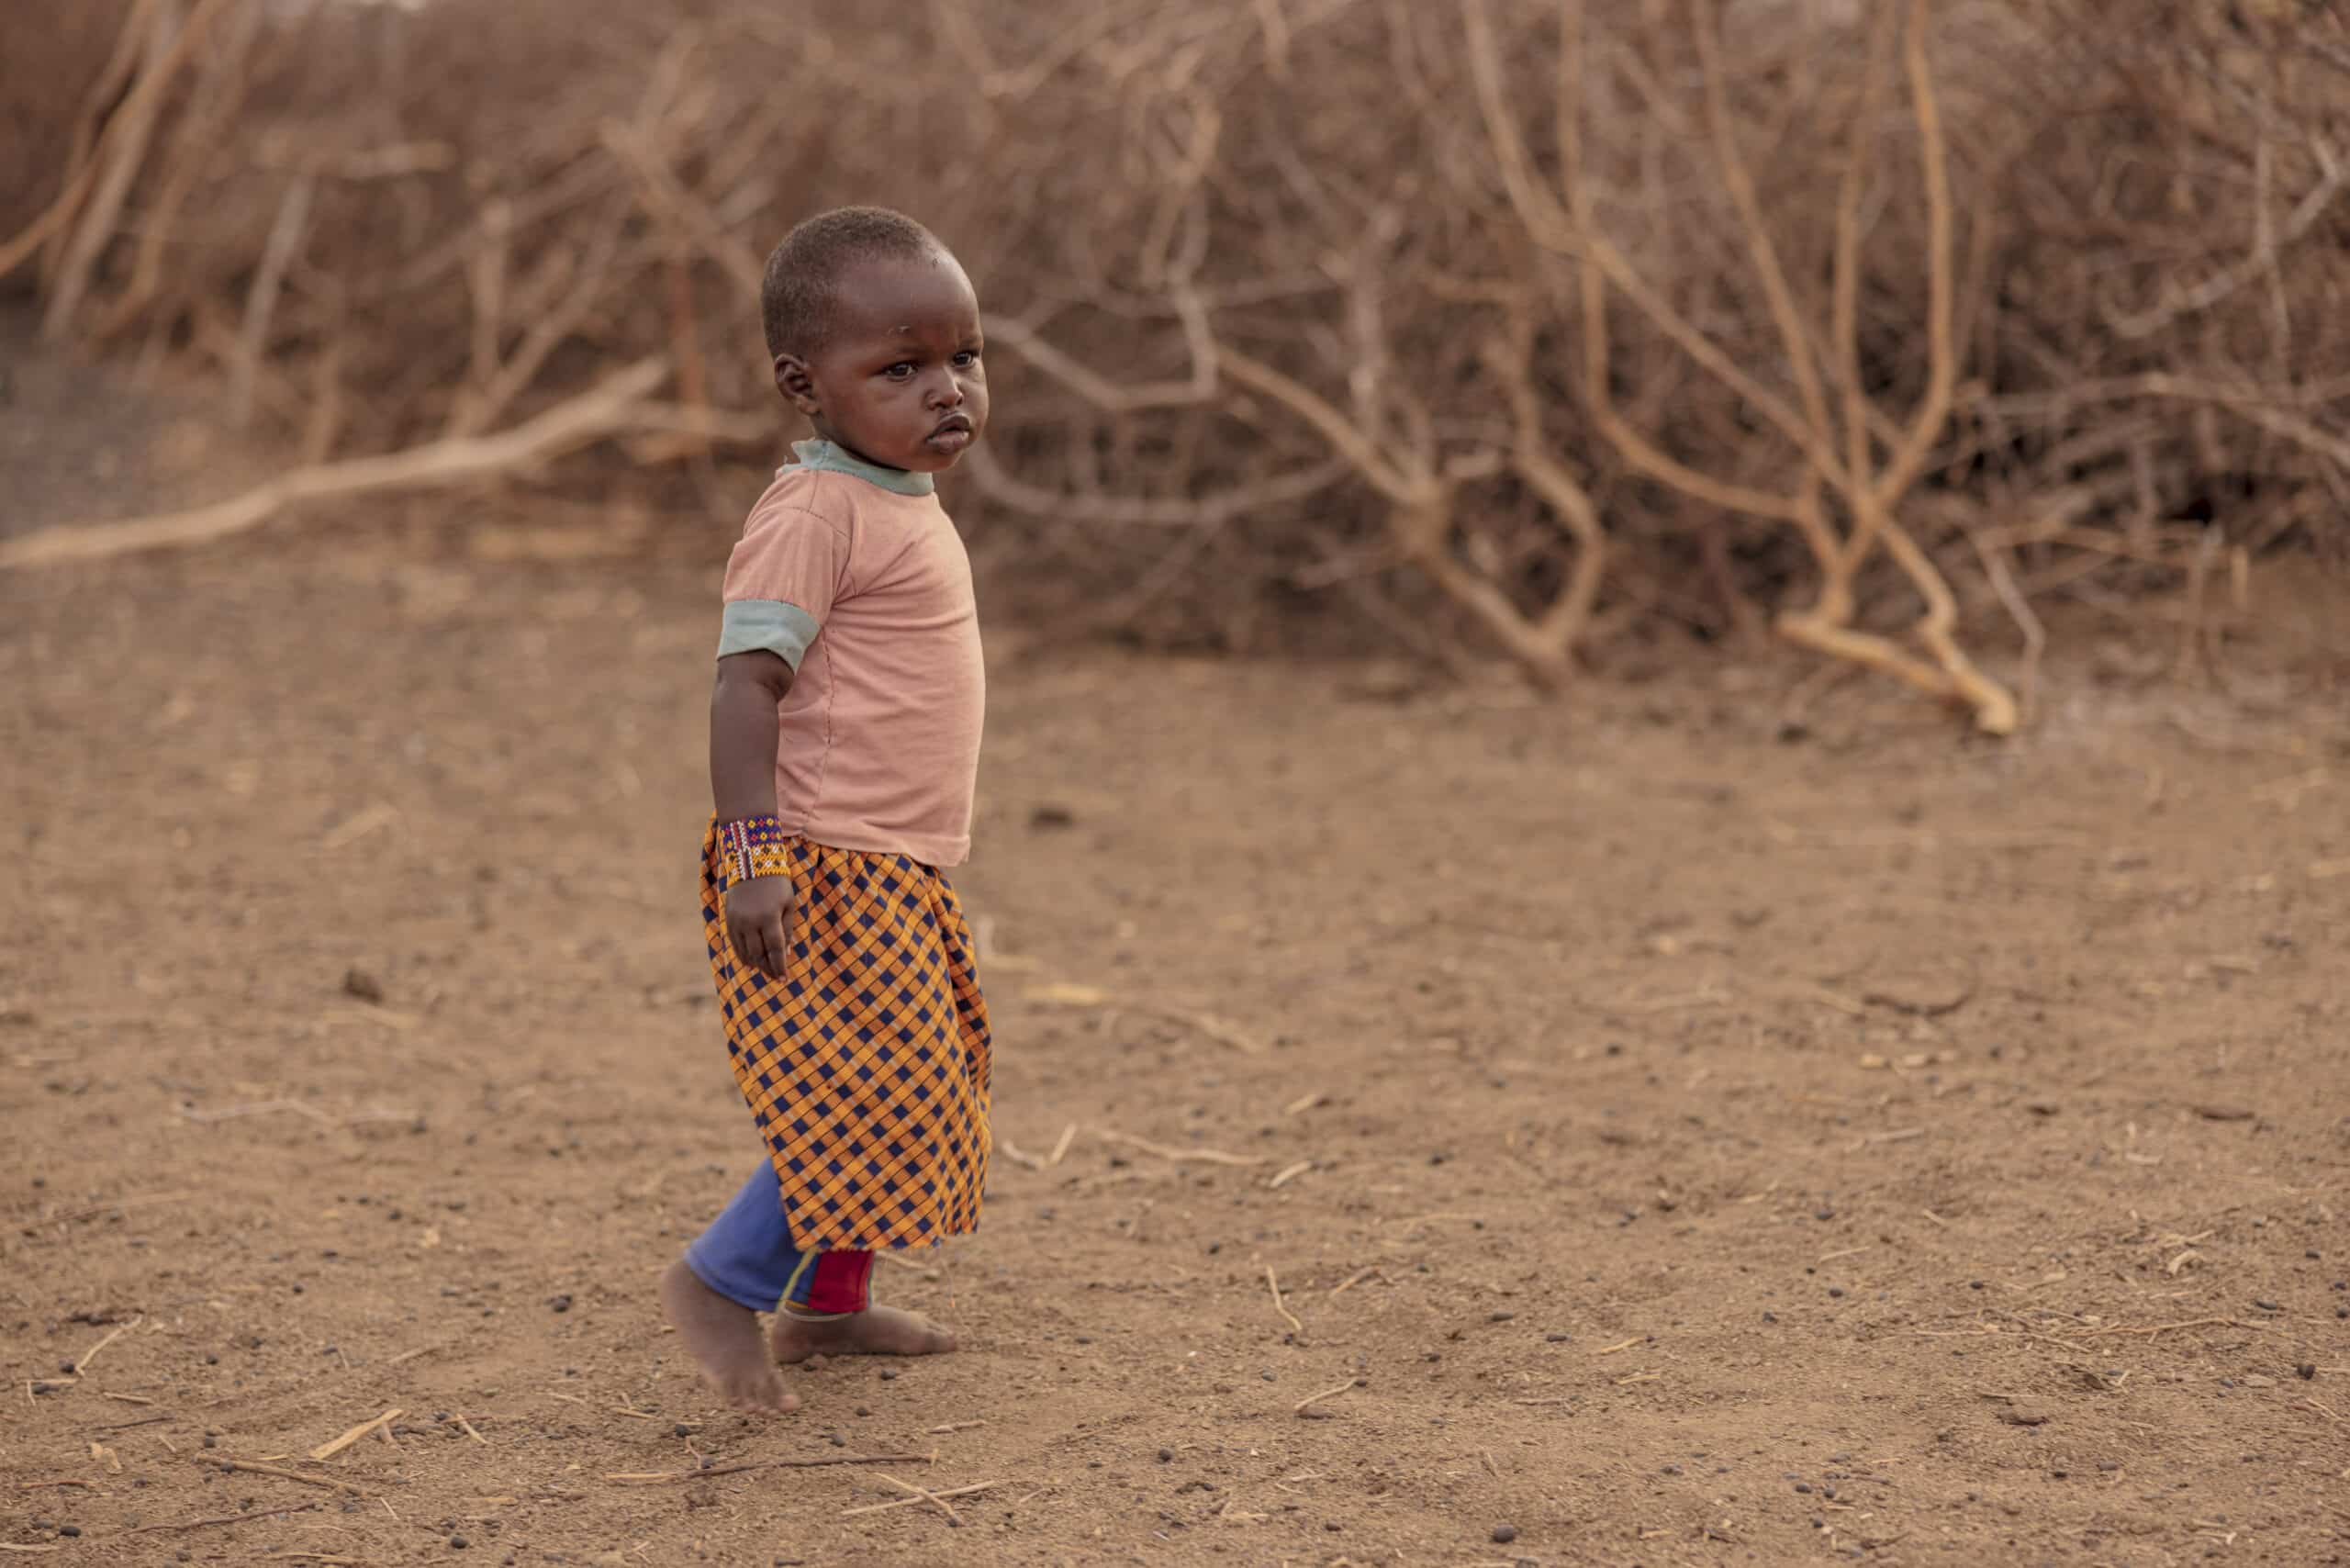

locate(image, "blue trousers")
[[684, 1164, 874, 1318]]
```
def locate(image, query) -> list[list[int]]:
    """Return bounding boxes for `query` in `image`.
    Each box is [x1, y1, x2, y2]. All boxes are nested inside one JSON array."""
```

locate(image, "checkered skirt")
[[701, 826, 992, 1251]]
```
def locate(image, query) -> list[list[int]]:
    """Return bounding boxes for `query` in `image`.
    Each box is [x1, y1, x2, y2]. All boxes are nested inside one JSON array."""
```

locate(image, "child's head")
[[761, 207, 987, 475]]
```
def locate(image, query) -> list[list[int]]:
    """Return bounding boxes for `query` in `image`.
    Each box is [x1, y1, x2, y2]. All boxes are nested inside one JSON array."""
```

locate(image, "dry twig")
[[1266, 1266, 1304, 1336]]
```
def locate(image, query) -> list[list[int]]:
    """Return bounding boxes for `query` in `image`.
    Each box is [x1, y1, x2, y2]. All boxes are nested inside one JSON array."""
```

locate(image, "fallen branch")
[[839, 1480, 997, 1518], [0, 357, 670, 570], [1293, 1377, 1361, 1417], [1097, 1130, 1265, 1168], [308, 1408, 402, 1462], [604, 1452, 934, 1484], [877, 1472, 970, 1525], [71, 1315, 142, 1375], [196, 1457, 372, 1496], [129, 1501, 325, 1535], [1266, 1266, 1304, 1336], [1122, 1004, 1264, 1055]]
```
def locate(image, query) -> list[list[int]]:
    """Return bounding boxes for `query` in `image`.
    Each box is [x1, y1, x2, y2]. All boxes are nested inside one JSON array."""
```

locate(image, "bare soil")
[[4, 342, 2349, 1568]]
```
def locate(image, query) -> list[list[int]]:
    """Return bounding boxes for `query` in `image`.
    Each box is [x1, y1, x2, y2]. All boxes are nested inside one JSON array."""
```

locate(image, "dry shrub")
[[6, 0, 2346, 725], [0, 0, 138, 270]]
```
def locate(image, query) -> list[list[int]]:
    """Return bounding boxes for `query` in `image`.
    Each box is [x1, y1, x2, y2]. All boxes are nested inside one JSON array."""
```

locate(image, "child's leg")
[[767, 1257, 959, 1361], [661, 1164, 803, 1415], [669, 1163, 956, 1378], [684, 1164, 811, 1312], [758, 1185, 957, 1361], [778, 1249, 876, 1319]]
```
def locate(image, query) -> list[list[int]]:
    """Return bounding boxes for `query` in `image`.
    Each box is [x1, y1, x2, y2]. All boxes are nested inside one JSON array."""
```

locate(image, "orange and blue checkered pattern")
[[701, 825, 992, 1252]]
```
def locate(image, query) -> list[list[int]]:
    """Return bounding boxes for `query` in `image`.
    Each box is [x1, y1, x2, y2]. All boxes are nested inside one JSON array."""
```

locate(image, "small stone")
[[2297, 1363, 2318, 1381], [1998, 1406, 2051, 1427], [1158, 1449, 1173, 1462], [1489, 1311, 1516, 1323], [57, 1527, 81, 1539], [1491, 1524, 1518, 1544], [549, 1294, 572, 1314], [1546, 1331, 1571, 1342], [201, 1435, 218, 1449], [343, 968, 386, 1004], [1827, 1287, 1845, 1299], [674, 1423, 694, 1437], [2254, 1299, 2281, 1312], [1795, 1483, 1813, 1494], [879, 1368, 899, 1381], [450, 1534, 469, 1549]]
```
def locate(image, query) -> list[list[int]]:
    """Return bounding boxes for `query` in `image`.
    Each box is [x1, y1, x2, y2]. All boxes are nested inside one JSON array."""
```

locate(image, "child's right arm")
[[711, 650, 797, 980]]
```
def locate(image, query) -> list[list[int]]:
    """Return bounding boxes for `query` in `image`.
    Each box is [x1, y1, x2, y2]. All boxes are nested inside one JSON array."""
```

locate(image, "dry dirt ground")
[[5, 349, 2350, 1568]]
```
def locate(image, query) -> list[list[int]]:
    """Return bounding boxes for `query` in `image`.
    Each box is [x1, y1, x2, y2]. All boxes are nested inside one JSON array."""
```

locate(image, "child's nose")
[[927, 373, 965, 408]]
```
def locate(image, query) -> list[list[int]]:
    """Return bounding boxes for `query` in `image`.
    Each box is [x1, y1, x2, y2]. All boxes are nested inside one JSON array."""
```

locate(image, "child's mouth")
[[926, 417, 974, 454]]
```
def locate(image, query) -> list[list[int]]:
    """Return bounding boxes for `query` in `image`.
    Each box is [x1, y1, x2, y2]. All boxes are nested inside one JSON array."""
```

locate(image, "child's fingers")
[[732, 917, 768, 975], [744, 917, 786, 980]]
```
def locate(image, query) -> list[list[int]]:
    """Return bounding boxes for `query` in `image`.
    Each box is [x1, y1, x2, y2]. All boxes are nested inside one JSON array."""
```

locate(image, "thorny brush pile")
[[6, 0, 2346, 730]]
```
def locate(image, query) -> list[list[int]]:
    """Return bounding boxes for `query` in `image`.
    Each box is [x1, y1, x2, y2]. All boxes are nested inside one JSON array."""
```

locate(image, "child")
[[661, 207, 993, 1416]]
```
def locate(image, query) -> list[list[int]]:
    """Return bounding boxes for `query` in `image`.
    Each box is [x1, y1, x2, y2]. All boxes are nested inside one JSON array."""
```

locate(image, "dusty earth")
[[4, 341, 2350, 1568]]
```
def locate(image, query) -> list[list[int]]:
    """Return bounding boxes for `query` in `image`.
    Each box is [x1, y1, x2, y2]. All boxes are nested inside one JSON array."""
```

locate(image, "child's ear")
[[775, 353, 820, 416]]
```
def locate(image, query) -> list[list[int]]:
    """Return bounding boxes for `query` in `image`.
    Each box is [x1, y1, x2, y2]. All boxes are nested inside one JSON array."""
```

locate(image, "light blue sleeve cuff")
[[717, 599, 821, 671]]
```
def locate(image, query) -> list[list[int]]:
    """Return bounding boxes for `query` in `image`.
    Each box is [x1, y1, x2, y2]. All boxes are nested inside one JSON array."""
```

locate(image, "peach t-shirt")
[[716, 442, 984, 868]]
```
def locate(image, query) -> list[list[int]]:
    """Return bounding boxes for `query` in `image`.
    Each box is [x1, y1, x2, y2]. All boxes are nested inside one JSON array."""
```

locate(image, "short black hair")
[[760, 206, 947, 360]]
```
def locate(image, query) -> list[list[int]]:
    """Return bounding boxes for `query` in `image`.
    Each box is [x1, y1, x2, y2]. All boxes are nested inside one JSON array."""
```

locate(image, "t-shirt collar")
[[789, 439, 935, 497]]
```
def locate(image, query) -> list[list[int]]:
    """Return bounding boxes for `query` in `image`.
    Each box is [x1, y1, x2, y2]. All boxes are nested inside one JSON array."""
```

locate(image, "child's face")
[[776, 252, 989, 474]]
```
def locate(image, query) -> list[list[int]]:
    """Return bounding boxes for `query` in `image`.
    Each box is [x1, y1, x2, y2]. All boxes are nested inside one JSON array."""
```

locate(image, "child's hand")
[[725, 876, 797, 980]]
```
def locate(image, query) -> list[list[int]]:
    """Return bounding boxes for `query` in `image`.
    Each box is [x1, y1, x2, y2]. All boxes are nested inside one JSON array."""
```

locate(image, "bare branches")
[[0, 358, 671, 570], [9, 0, 2344, 724], [2, 0, 231, 304], [984, 295, 1221, 415]]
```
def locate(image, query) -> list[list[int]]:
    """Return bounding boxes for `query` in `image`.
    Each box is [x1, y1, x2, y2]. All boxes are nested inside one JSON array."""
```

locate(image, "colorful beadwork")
[[720, 815, 794, 884]]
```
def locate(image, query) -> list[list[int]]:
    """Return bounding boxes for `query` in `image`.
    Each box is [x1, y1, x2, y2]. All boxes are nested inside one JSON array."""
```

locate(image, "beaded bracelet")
[[720, 815, 794, 883]]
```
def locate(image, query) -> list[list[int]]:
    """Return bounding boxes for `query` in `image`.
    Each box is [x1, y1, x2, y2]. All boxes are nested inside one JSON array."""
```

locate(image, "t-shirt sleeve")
[[716, 503, 850, 671]]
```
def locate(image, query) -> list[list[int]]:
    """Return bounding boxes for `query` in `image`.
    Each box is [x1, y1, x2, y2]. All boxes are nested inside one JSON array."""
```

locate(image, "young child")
[[661, 207, 992, 1416]]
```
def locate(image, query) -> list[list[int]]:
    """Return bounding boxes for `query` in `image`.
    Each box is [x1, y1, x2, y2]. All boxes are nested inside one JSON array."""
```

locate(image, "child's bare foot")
[[768, 1304, 958, 1364], [660, 1260, 800, 1415]]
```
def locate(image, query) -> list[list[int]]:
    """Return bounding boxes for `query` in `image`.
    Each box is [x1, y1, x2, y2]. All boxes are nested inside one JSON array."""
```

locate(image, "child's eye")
[[952, 350, 981, 369], [882, 363, 917, 380]]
